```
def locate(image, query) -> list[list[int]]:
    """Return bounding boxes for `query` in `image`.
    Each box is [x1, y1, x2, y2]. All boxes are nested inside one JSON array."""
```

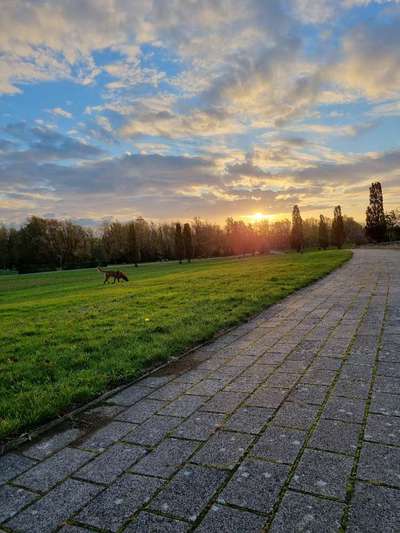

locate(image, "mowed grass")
[[0, 250, 351, 441]]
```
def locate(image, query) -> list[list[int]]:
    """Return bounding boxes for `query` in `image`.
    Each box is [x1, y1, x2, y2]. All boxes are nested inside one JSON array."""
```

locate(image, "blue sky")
[[0, 0, 399, 226]]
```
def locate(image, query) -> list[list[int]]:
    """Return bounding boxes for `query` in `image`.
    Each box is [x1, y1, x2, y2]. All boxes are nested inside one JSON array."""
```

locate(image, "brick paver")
[[1, 249, 399, 531]]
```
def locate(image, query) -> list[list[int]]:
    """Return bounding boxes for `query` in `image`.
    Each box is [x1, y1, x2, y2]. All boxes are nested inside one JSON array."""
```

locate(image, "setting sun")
[[248, 212, 271, 223]]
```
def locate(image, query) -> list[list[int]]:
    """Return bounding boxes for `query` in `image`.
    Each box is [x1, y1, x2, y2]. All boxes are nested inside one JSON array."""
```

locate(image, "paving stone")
[[340, 364, 373, 382], [116, 399, 166, 423], [196, 504, 266, 532], [138, 375, 174, 388], [150, 464, 227, 522], [123, 415, 182, 447], [374, 375, 400, 395], [310, 357, 342, 371], [288, 384, 328, 405], [301, 369, 337, 386], [77, 473, 162, 532], [14, 447, 93, 492], [246, 386, 287, 408], [240, 364, 276, 380], [323, 396, 366, 423], [290, 449, 353, 500], [158, 395, 206, 417], [270, 490, 344, 533], [252, 425, 306, 463], [266, 372, 301, 389], [107, 385, 152, 406], [364, 413, 400, 446], [0, 484, 37, 524], [219, 458, 289, 513], [149, 381, 192, 401], [358, 442, 400, 487], [132, 438, 199, 478], [75, 442, 146, 484], [370, 392, 400, 416], [173, 412, 225, 440], [22, 427, 82, 460], [224, 376, 263, 393], [347, 481, 400, 533], [202, 391, 247, 414], [0, 453, 36, 485], [6, 478, 102, 533], [377, 362, 400, 377], [224, 406, 274, 434], [58, 526, 92, 532], [278, 360, 309, 373], [192, 430, 253, 469], [188, 379, 226, 396], [273, 402, 319, 430], [124, 512, 190, 532], [333, 378, 370, 399], [310, 419, 361, 455], [76, 421, 136, 451]]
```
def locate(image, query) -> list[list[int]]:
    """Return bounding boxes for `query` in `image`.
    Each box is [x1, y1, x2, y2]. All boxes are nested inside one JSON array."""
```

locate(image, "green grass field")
[[0, 250, 351, 441]]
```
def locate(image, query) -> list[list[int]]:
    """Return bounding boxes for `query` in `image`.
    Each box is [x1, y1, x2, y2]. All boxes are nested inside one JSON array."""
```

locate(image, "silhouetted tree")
[[366, 181, 386, 242], [175, 223, 184, 264], [290, 205, 304, 252], [183, 223, 193, 263], [332, 205, 345, 249], [127, 221, 139, 266], [318, 215, 329, 250], [386, 210, 400, 241]]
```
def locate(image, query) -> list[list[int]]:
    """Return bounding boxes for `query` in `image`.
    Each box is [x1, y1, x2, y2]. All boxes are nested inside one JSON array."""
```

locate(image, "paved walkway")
[[1, 249, 399, 532]]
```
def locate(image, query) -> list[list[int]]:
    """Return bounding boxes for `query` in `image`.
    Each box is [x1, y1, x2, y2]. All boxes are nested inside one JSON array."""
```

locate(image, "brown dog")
[[97, 267, 129, 284]]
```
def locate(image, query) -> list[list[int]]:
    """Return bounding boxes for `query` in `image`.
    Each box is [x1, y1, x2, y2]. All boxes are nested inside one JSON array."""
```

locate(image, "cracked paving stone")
[[6, 478, 102, 533], [124, 512, 190, 532], [246, 386, 287, 408], [370, 392, 400, 417], [14, 447, 94, 492], [75, 442, 146, 484], [202, 391, 247, 414], [77, 473, 162, 532], [224, 406, 274, 434], [358, 442, 400, 487], [252, 425, 306, 464], [0, 485, 37, 524], [346, 481, 400, 533], [107, 385, 152, 406], [123, 415, 182, 446], [219, 459, 289, 513], [196, 504, 266, 532], [333, 379, 370, 400], [191, 430, 253, 469], [0, 453, 36, 484], [172, 412, 225, 441], [323, 396, 366, 423], [76, 421, 136, 451], [364, 413, 400, 446], [116, 399, 166, 424], [374, 376, 400, 395], [309, 419, 361, 455], [288, 384, 328, 405], [22, 427, 82, 460], [150, 464, 227, 522], [273, 402, 319, 431], [158, 395, 206, 417], [290, 449, 353, 500], [132, 437, 199, 478], [270, 490, 344, 533]]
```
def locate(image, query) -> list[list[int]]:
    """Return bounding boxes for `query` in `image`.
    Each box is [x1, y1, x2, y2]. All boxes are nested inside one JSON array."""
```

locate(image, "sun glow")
[[248, 212, 271, 223]]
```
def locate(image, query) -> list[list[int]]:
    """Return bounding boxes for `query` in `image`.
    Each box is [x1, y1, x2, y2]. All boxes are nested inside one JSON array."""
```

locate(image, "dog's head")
[[121, 272, 129, 282]]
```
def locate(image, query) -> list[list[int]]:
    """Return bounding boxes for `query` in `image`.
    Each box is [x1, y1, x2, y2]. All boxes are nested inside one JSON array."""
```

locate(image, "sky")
[[0, 0, 399, 227]]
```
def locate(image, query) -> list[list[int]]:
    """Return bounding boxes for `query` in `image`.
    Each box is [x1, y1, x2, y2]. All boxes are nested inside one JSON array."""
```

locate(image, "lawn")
[[0, 250, 351, 441]]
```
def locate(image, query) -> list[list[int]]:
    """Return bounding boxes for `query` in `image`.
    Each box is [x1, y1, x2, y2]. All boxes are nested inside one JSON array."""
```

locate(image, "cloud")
[[48, 107, 72, 118]]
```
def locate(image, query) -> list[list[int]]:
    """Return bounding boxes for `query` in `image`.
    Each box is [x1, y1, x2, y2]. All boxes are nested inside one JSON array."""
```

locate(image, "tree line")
[[0, 182, 398, 273]]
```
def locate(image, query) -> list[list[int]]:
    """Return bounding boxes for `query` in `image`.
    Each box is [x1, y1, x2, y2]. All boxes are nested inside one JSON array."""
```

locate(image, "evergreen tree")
[[318, 215, 329, 250], [175, 223, 184, 264], [365, 181, 387, 242], [290, 205, 304, 252], [126, 221, 139, 266], [183, 223, 193, 263], [332, 205, 345, 249]]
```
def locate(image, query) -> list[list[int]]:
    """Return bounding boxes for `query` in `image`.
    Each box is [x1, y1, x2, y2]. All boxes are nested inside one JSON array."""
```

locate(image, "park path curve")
[[1, 249, 399, 532]]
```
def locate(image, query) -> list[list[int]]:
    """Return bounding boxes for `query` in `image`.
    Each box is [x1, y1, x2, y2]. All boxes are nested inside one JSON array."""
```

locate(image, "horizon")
[[1, 1, 400, 226]]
